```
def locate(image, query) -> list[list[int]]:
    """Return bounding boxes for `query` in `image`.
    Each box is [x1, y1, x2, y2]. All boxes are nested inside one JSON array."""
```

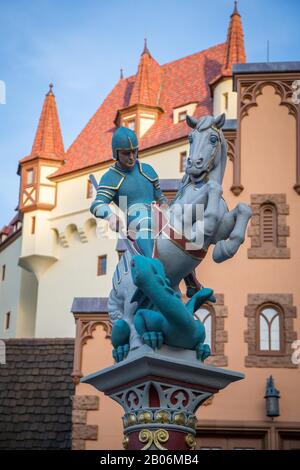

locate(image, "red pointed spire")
[[21, 83, 65, 163], [129, 39, 162, 107], [222, 1, 246, 76], [142, 38, 151, 57]]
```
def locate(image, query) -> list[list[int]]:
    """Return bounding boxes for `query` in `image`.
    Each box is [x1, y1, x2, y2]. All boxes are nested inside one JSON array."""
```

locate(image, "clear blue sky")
[[0, 0, 299, 227]]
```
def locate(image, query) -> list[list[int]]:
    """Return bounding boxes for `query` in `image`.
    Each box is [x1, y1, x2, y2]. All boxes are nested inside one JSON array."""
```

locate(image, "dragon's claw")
[[142, 331, 164, 350], [196, 343, 211, 361], [113, 344, 130, 363]]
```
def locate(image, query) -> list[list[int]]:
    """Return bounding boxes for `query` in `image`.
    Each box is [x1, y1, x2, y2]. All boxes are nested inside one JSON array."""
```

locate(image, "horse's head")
[[185, 114, 227, 183]]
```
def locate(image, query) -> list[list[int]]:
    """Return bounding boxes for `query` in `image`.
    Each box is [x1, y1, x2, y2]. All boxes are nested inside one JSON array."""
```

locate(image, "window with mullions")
[[258, 305, 283, 353], [194, 306, 214, 352]]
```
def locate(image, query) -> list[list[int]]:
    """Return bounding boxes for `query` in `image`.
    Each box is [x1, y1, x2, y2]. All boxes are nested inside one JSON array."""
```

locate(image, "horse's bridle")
[[190, 125, 222, 182]]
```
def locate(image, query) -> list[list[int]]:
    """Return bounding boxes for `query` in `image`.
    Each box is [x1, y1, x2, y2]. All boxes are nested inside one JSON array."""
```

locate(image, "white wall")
[[213, 78, 237, 119], [0, 237, 22, 338]]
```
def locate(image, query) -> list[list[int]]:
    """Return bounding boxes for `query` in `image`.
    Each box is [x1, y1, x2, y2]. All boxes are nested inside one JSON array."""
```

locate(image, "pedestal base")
[[82, 346, 244, 450]]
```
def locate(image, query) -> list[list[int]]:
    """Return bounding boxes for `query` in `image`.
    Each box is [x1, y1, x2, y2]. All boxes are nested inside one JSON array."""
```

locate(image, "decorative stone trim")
[[71, 306, 112, 385], [204, 294, 228, 368], [247, 194, 290, 259], [223, 129, 240, 195], [72, 395, 99, 450], [244, 294, 298, 368], [234, 74, 300, 195]]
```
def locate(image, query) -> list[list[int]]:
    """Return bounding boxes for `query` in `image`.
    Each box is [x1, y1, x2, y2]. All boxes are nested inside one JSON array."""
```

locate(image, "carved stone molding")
[[77, 227, 88, 243], [226, 135, 236, 163], [248, 194, 290, 259], [244, 293, 298, 368], [224, 129, 242, 196], [72, 312, 112, 385], [204, 294, 228, 368], [235, 73, 300, 196], [240, 79, 298, 120], [58, 231, 69, 248]]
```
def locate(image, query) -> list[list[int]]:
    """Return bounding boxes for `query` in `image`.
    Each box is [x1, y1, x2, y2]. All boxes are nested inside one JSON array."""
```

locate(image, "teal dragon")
[[111, 255, 215, 363]]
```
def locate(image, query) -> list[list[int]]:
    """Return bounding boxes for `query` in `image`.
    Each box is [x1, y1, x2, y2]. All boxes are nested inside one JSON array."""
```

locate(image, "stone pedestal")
[[82, 345, 244, 450]]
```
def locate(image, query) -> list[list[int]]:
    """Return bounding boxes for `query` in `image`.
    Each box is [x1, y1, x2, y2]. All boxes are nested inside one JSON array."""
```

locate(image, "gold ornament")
[[155, 411, 170, 424], [139, 429, 169, 450], [122, 435, 129, 449], [139, 429, 153, 450], [187, 415, 197, 429], [173, 412, 186, 426], [127, 413, 137, 426], [185, 433, 196, 450], [153, 429, 169, 450], [138, 411, 152, 424]]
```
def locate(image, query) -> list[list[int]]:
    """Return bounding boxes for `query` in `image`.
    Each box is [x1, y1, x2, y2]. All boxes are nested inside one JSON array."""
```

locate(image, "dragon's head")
[[131, 255, 166, 287]]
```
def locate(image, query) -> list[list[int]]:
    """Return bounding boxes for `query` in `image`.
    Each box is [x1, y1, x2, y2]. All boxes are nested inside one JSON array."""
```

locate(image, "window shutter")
[[261, 205, 277, 246]]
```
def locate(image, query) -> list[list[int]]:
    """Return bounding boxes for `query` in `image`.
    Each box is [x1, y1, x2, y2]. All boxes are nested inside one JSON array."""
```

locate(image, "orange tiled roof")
[[129, 39, 162, 107], [0, 211, 23, 242], [20, 84, 65, 164], [52, 42, 227, 178]]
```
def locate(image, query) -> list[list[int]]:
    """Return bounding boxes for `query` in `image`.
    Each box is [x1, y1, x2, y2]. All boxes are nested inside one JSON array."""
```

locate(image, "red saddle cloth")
[[152, 203, 207, 261]]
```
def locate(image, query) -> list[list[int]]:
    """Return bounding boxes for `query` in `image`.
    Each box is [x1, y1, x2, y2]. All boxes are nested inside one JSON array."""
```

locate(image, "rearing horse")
[[107, 113, 252, 360]]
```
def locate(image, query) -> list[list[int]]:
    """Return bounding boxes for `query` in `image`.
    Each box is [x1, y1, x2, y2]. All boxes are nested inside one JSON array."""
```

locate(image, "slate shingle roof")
[[0, 339, 74, 450]]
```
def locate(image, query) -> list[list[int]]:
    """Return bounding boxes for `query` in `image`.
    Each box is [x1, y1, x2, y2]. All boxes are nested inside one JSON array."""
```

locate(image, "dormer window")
[[178, 111, 187, 122], [0, 233, 7, 243], [126, 119, 136, 131], [173, 103, 198, 124]]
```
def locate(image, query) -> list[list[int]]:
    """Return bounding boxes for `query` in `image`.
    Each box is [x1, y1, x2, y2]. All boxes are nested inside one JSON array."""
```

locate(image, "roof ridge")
[[123, 42, 226, 82]]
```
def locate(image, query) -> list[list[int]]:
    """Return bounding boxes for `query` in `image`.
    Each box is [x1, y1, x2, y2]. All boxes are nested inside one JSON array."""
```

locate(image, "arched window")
[[260, 203, 277, 246], [194, 306, 214, 352], [258, 305, 283, 352]]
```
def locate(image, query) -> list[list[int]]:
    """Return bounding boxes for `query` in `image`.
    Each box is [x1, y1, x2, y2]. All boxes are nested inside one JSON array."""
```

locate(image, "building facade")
[[0, 3, 299, 450]]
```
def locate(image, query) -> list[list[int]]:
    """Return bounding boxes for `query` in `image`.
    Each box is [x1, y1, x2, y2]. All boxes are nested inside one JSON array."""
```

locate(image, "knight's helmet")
[[112, 126, 139, 160]]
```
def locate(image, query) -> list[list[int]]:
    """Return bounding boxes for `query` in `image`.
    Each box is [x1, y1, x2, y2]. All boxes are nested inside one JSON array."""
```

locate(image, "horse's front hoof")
[[213, 239, 233, 263]]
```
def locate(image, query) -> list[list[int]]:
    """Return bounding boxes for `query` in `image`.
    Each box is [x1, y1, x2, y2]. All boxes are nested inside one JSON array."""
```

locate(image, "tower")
[[18, 83, 65, 212], [211, 1, 246, 119], [115, 39, 163, 137]]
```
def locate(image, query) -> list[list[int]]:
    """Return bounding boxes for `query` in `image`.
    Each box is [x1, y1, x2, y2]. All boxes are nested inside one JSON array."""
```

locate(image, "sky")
[[0, 0, 299, 227]]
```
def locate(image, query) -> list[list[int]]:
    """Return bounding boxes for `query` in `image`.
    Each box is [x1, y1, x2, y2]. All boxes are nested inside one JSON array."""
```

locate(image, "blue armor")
[[90, 128, 167, 257], [111, 126, 138, 160]]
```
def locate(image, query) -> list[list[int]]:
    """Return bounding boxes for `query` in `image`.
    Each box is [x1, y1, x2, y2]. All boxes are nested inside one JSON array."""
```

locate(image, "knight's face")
[[117, 149, 138, 170]]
